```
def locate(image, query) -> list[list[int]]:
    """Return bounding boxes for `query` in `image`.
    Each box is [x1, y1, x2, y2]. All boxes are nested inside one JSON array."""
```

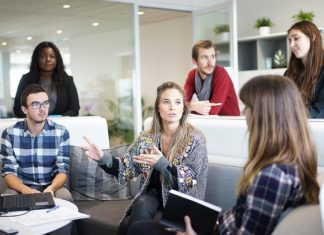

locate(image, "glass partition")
[[0, 0, 135, 146], [193, 6, 231, 67]]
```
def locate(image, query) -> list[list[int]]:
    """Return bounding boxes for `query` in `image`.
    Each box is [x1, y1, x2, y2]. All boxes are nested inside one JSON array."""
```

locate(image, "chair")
[[320, 183, 324, 233], [272, 204, 323, 235], [272, 173, 324, 235]]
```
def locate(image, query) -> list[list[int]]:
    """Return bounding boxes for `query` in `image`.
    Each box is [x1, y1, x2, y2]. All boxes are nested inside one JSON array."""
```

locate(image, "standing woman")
[[13, 41, 80, 117], [285, 20, 324, 118], [84, 81, 208, 235], [177, 75, 319, 235]]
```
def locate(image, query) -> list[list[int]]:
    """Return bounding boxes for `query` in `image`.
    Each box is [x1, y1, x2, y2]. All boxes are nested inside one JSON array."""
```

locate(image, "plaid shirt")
[[1, 119, 70, 187], [218, 163, 305, 235]]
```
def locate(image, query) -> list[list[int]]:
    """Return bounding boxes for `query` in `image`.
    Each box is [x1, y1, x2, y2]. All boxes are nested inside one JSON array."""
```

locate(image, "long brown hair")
[[286, 21, 324, 104], [150, 81, 193, 162], [238, 75, 319, 203]]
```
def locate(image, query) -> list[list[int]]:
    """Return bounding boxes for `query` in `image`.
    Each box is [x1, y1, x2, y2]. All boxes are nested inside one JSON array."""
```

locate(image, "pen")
[[46, 205, 60, 213]]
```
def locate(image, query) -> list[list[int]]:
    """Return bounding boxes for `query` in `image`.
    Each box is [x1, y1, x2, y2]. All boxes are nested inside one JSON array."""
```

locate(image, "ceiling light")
[[138, 11, 144, 15], [56, 30, 63, 34], [26, 36, 32, 41], [63, 4, 70, 9], [1, 42, 7, 46], [92, 22, 99, 27], [16, 50, 21, 53]]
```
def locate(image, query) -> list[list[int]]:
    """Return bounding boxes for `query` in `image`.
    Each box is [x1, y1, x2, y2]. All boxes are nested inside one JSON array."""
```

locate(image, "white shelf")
[[238, 32, 288, 71], [238, 28, 324, 72], [238, 32, 287, 42]]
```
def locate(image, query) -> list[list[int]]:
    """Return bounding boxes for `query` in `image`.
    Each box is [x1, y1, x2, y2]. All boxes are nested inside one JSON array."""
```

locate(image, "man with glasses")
[[1, 84, 72, 202]]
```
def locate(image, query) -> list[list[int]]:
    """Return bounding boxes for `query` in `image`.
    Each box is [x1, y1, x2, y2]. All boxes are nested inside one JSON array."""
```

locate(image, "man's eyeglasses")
[[28, 100, 50, 109]]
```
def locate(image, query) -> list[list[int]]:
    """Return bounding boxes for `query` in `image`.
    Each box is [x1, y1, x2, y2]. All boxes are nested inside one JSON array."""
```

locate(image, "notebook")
[[160, 189, 222, 234], [0, 192, 55, 212]]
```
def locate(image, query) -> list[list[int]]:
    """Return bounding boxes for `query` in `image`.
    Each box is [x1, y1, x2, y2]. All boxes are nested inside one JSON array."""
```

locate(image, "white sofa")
[[0, 116, 110, 149], [145, 115, 324, 169]]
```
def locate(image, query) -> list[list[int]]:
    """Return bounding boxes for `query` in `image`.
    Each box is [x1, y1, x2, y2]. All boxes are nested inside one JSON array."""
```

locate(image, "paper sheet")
[[9, 207, 89, 227]]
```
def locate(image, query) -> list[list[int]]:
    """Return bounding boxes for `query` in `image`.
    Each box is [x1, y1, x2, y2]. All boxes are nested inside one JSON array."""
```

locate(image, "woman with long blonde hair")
[[84, 81, 208, 235], [175, 75, 319, 235]]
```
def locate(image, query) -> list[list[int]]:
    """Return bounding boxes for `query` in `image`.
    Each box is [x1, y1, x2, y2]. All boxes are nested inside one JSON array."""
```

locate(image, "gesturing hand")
[[133, 145, 163, 167], [83, 136, 104, 161], [190, 101, 222, 115]]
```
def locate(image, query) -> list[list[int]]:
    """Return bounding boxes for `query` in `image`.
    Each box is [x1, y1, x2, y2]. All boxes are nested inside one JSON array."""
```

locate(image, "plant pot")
[[258, 26, 270, 36], [219, 32, 229, 42]]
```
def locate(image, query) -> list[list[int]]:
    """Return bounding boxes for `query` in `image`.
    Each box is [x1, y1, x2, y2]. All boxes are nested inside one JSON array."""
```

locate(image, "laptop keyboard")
[[2, 194, 33, 208]]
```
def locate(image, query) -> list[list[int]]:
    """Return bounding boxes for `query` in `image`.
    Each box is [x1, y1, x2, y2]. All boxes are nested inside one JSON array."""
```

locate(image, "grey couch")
[[73, 161, 240, 235]]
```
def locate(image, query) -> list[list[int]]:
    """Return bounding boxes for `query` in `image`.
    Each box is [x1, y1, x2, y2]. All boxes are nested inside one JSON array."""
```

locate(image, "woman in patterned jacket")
[[84, 81, 208, 235], [176, 75, 319, 235]]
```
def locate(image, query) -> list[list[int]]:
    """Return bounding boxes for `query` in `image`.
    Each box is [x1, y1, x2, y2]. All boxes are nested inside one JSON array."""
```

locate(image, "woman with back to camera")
[[83, 81, 208, 235], [13, 41, 80, 117], [130, 75, 319, 235], [285, 20, 324, 118]]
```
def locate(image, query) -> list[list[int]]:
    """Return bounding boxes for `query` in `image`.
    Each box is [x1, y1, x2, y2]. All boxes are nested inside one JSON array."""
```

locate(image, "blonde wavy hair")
[[238, 75, 319, 203], [150, 81, 193, 162]]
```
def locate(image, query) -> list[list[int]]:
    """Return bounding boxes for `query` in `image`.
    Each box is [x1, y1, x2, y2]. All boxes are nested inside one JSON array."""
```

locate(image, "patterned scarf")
[[195, 70, 213, 101]]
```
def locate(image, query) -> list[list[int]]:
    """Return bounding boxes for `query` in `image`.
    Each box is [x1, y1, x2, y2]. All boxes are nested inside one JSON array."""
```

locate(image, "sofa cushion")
[[205, 163, 242, 213], [272, 204, 323, 235], [70, 145, 130, 201]]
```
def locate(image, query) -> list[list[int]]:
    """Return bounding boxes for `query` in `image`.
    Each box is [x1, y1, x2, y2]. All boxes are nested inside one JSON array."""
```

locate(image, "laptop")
[[0, 192, 55, 212]]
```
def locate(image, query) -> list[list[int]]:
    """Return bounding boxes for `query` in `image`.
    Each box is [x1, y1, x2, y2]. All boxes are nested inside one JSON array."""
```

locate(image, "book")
[[160, 189, 222, 234]]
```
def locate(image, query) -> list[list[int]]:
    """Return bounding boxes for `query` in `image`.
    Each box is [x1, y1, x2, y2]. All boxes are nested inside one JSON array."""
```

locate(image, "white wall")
[[237, 0, 324, 38], [140, 15, 192, 108]]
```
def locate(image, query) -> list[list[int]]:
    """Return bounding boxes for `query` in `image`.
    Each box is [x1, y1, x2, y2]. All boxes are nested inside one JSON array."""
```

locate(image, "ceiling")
[[0, 0, 223, 53]]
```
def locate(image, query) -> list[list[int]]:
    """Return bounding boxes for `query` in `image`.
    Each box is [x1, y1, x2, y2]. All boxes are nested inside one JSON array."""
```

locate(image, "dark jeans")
[[118, 190, 163, 235]]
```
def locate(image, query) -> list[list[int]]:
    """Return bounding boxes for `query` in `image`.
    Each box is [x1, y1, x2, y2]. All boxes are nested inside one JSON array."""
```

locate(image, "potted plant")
[[292, 10, 315, 22], [254, 17, 274, 36], [105, 97, 153, 146], [213, 24, 230, 41]]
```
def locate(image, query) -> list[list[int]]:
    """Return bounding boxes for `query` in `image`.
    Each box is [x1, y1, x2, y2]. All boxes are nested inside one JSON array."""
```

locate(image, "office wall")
[[237, 0, 324, 38], [140, 15, 192, 108]]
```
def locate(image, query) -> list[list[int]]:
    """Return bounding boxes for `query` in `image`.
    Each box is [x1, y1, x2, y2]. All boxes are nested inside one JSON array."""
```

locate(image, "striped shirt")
[[218, 163, 305, 235], [1, 119, 70, 187]]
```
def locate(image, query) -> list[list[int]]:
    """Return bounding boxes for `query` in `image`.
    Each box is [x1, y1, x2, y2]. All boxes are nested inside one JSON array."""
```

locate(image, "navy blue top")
[[307, 66, 324, 118], [284, 65, 324, 118]]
